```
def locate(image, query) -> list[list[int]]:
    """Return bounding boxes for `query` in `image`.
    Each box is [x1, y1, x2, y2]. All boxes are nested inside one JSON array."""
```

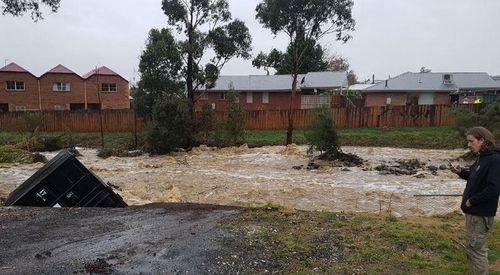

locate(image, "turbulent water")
[[0, 145, 471, 216]]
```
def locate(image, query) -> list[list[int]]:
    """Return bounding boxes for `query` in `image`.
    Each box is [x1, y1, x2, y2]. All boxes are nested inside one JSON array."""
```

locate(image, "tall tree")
[[256, 0, 355, 144], [135, 28, 185, 116], [1, 0, 60, 21], [161, 0, 252, 112], [327, 54, 358, 85], [253, 38, 329, 75]]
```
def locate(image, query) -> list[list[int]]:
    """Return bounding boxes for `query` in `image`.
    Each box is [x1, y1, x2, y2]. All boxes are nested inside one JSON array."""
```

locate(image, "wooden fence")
[[0, 110, 147, 132], [0, 104, 483, 132]]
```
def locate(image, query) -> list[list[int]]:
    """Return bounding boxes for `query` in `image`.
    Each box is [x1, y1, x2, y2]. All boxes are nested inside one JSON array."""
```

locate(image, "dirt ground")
[[0, 204, 240, 274], [0, 145, 470, 216]]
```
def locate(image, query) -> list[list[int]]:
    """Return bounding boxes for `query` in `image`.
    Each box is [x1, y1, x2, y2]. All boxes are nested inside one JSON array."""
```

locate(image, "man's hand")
[[466, 199, 472, 207], [449, 165, 461, 174]]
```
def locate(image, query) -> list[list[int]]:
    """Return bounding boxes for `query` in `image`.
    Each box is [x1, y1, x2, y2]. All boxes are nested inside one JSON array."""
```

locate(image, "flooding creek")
[[0, 145, 470, 216]]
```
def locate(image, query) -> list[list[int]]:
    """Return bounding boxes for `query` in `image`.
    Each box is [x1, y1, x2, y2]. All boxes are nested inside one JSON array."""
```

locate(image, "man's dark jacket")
[[458, 149, 500, 216]]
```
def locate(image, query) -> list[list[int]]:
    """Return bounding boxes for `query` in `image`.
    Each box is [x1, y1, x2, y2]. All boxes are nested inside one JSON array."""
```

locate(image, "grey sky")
[[1, 0, 499, 84]]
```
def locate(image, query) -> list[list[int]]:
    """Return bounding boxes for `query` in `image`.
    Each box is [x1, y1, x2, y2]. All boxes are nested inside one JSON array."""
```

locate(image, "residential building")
[[194, 71, 348, 111], [0, 63, 129, 112], [361, 72, 500, 107]]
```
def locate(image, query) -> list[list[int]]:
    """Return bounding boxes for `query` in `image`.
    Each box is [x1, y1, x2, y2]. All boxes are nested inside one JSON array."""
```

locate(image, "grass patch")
[[219, 208, 497, 274], [0, 146, 33, 163], [0, 127, 463, 150]]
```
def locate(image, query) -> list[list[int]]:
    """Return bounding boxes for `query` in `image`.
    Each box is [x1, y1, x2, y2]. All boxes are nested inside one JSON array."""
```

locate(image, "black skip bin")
[[5, 150, 127, 207]]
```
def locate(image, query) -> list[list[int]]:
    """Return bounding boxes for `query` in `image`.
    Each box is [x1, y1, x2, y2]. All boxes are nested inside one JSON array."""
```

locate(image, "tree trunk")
[[286, 72, 299, 145], [187, 5, 194, 118]]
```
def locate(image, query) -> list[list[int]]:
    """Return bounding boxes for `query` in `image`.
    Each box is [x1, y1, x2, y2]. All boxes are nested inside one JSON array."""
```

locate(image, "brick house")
[[82, 66, 130, 110], [360, 72, 500, 107], [0, 63, 39, 112], [194, 71, 348, 111], [0, 62, 129, 112]]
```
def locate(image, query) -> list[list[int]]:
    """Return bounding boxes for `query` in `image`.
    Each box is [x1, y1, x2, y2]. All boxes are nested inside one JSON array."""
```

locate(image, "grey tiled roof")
[[208, 71, 347, 92], [364, 72, 499, 92]]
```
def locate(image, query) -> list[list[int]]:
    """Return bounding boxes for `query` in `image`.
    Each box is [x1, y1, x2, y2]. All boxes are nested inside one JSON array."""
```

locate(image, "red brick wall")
[[82, 75, 130, 109], [0, 72, 130, 111], [39, 73, 85, 110], [194, 91, 300, 111], [433, 93, 450, 105], [0, 72, 40, 111], [364, 93, 408, 107]]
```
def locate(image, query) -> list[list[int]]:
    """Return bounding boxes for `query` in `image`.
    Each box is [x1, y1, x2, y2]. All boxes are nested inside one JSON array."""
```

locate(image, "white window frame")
[[246, 92, 253, 103], [386, 97, 392, 105], [53, 82, 71, 92], [101, 83, 117, 92], [15, 105, 27, 111], [54, 105, 66, 111], [6, 81, 25, 91], [262, 92, 269, 104]]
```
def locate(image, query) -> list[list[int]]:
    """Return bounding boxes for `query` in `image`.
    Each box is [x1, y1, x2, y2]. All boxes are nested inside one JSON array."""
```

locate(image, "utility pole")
[[96, 66, 105, 149]]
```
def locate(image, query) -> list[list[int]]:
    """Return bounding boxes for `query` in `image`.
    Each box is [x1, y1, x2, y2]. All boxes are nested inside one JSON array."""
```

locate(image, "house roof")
[[208, 71, 347, 92], [46, 64, 76, 74], [39, 64, 81, 78], [348, 84, 374, 91], [364, 72, 499, 92], [0, 62, 29, 73], [82, 66, 128, 82]]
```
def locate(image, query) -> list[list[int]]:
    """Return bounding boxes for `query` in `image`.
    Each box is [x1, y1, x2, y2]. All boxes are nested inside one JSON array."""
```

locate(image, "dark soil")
[[317, 149, 364, 167], [0, 203, 241, 274]]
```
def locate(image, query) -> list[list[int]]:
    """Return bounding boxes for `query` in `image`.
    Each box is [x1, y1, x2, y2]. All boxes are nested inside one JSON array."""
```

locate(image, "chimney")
[[385, 80, 388, 87], [372, 74, 375, 84]]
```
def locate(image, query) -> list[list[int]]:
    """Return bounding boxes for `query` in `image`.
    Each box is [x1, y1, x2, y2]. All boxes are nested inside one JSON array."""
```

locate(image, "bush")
[[41, 135, 63, 151], [146, 97, 193, 154], [450, 101, 500, 137], [305, 108, 339, 154], [19, 111, 43, 133], [224, 90, 245, 145], [196, 103, 214, 144], [0, 146, 33, 163]]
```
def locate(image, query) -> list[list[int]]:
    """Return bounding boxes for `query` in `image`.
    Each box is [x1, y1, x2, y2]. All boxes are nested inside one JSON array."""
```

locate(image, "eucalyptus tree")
[[253, 39, 329, 75], [255, 0, 355, 144], [136, 28, 185, 116], [1, 0, 60, 21], [161, 0, 252, 111]]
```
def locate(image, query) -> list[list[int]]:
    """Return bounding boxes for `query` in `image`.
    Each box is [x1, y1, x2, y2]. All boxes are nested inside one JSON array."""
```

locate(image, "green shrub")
[[223, 88, 245, 146], [146, 97, 193, 154], [41, 135, 63, 151], [450, 101, 500, 138], [305, 108, 339, 153], [0, 146, 33, 163], [19, 111, 43, 133], [196, 103, 214, 144]]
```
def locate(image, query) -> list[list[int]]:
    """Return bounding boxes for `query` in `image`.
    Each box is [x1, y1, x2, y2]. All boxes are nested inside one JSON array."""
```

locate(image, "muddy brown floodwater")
[[0, 145, 470, 216]]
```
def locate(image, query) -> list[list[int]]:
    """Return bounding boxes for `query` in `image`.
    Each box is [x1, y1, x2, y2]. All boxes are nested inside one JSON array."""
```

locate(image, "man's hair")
[[466, 127, 496, 151]]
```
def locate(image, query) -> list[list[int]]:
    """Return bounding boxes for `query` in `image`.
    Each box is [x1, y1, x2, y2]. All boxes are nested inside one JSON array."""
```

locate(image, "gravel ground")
[[0, 203, 240, 275]]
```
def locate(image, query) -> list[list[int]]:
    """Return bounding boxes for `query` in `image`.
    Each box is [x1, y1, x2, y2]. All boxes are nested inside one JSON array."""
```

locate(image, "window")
[[54, 105, 67, 111], [262, 92, 269, 104], [246, 92, 253, 103], [219, 92, 226, 100], [101, 83, 117, 92], [6, 81, 25, 91], [15, 105, 26, 111], [386, 97, 392, 105], [53, 82, 71, 92]]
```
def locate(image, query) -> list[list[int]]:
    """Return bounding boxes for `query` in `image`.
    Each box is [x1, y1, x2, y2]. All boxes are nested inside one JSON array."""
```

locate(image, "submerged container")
[[5, 150, 127, 207]]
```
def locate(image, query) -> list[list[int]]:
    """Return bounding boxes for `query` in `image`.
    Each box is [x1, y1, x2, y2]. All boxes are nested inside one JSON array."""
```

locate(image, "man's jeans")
[[465, 214, 495, 275]]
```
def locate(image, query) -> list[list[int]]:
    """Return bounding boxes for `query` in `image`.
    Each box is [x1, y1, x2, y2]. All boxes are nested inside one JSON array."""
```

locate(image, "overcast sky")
[[1, 0, 499, 83]]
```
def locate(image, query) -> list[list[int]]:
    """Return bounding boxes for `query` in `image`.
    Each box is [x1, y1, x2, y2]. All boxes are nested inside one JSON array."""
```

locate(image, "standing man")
[[450, 127, 500, 274]]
